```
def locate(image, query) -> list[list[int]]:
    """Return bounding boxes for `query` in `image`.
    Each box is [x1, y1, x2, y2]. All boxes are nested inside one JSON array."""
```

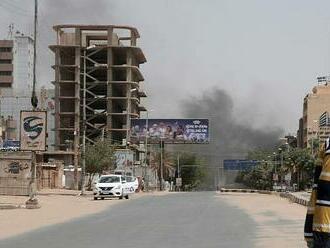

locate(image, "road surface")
[[0, 192, 305, 248]]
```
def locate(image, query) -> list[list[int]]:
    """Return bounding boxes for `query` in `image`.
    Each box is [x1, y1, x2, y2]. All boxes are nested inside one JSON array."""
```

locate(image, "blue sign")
[[131, 119, 209, 144], [223, 160, 258, 171], [2, 140, 20, 151]]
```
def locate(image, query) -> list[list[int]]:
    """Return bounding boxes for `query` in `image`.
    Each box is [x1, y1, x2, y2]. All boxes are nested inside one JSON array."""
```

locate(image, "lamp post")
[[273, 152, 277, 174], [278, 147, 284, 190], [144, 109, 153, 190]]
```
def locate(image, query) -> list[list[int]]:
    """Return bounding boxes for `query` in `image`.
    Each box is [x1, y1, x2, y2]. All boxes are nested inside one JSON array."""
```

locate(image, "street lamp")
[[144, 109, 153, 190], [273, 152, 277, 174], [278, 148, 284, 190]]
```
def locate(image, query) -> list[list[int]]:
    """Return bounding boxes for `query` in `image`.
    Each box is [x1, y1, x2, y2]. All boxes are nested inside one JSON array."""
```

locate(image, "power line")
[[0, 2, 31, 17], [2, 0, 31, 14]]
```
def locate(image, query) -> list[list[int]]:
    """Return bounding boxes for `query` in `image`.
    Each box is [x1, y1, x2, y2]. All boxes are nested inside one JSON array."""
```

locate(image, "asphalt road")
[[0, 192, 257, 248]]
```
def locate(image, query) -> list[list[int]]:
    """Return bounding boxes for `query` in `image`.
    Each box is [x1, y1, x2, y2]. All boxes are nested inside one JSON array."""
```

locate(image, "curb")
[[220, 188, 309, 207], [37, 193, 82, 196], [37, 192, 93, 197], [0, 204, 25, 210], [280, 192, 309, 207]]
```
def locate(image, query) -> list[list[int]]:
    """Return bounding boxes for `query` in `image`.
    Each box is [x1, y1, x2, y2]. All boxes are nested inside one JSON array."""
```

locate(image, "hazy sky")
[[1, 0, 330, 134]]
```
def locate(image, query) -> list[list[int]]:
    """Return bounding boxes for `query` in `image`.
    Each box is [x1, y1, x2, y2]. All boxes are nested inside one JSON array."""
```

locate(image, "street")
[[0, 192, 305, 248]]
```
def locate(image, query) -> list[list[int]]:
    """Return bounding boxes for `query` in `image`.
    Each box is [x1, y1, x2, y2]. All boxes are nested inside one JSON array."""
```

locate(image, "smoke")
[[37, 0, 116, 86], [181, 88, 284, 162]]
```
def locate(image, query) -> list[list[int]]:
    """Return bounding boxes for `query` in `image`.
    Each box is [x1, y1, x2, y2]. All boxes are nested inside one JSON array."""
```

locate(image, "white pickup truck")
[[93, 174, 130, 200]]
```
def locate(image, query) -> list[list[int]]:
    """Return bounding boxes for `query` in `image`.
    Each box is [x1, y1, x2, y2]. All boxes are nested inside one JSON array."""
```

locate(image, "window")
[[0, 71, 12, 76], [99, 176, 120, 183], [0, 60, 11, 64], [0, 47, 12, 52]]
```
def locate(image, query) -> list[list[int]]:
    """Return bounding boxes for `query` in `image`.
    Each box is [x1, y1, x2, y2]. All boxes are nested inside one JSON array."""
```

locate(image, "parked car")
[[93, 174, 129, 200], [125, 176, 139, 193]]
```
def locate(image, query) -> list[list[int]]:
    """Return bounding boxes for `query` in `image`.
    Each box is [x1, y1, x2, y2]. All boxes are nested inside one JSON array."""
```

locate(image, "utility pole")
[[26, 0, 39, 207]]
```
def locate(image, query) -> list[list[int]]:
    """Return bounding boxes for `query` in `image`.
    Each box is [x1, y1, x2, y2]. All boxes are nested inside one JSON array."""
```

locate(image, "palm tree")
[[149, 151, 175, 180]]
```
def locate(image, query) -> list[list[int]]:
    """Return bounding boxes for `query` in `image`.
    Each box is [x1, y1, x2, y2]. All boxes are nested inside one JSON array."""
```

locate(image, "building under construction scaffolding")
[[50, 25, 147, 187]]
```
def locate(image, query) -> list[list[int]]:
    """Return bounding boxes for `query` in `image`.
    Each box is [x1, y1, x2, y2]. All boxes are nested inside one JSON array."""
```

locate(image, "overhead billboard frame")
[[130, 118, 209, 144]]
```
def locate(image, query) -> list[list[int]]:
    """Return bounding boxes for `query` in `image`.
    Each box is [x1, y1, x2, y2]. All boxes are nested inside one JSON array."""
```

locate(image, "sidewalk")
[[0, 189, 93, 209], [0, 190, 154, 240], [220, 188, 311, 207]]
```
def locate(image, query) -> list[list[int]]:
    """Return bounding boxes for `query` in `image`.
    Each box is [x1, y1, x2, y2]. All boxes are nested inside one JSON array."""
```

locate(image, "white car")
[[93, 174, 129, 200], [125, 176, 139, 193]]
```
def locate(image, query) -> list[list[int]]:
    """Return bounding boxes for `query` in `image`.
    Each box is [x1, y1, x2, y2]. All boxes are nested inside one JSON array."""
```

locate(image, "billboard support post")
[[144, 114, 148, 190], [159, 139, 164, 191], [177, 154, 181, 191]]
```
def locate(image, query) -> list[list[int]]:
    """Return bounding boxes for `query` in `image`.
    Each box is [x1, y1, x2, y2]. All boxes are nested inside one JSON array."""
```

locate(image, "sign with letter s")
[[20, 111, 47, 151]]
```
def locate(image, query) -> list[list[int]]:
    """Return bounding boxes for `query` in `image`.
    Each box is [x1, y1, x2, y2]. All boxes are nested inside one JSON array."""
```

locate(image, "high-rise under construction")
[[50, 25, 147, 178]]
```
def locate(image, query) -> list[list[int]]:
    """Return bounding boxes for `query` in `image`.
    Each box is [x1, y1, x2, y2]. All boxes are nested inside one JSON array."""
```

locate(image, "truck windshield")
[[99, 176, 120, 183]]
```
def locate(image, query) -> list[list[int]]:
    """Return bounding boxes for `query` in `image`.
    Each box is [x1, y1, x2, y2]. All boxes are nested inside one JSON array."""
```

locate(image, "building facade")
[[50, 25, 147, 188], [0, 40, 13, 88], [301, 83, 330, 148], [0, 34, 34, 143], [297, 118, 304, 148]]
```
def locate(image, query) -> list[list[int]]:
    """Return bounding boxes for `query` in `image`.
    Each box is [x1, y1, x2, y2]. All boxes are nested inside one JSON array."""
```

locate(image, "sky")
[[1, 0, 330, 134]]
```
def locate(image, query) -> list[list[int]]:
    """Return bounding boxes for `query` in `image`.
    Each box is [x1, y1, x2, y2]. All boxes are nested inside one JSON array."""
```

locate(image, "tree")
[[283, 148, 315, 190], [238, 147, 316, 190], [149, 150, 175, 183], [85, 139, 115, 189], [236, 161, 273, 190], [175, 153, 207, 191]]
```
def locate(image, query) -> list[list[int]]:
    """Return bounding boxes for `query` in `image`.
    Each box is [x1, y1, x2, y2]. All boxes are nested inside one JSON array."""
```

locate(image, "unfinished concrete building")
[[50, 25, 147, 187]]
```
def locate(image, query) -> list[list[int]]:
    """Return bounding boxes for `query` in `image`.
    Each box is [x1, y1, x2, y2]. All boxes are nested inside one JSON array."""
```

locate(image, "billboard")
[[223, 160, 258, 171], [20, 111, 47, 151], [131, 119, 209, 144]]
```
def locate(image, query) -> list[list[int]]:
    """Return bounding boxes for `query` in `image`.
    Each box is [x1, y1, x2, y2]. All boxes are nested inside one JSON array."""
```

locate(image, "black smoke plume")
[[180, 88, 283, 163]]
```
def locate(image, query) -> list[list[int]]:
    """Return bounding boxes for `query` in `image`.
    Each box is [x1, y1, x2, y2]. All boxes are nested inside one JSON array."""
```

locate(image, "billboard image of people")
[[130, 119, 209, 144]]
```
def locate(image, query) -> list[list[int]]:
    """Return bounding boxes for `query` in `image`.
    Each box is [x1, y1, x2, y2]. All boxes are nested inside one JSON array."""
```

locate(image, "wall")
[[0, 151, 31, 195]]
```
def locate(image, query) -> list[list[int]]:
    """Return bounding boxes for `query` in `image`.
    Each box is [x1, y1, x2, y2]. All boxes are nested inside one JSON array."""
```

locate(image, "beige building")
[[300, 83, 330, 148]]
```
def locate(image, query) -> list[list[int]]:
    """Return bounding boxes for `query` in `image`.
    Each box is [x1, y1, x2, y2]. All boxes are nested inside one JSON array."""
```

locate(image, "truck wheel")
[[94, 197, 98, 200], [125, 195, 129, 199], [101, 197, 104, 200]]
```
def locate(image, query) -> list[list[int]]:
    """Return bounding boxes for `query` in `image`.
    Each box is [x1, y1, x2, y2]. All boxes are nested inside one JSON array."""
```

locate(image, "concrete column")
[[107, 27, 113, 142], [54, 48, 60, 150], [126, 49, 133, 142], [73, 28, 81, 190]]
